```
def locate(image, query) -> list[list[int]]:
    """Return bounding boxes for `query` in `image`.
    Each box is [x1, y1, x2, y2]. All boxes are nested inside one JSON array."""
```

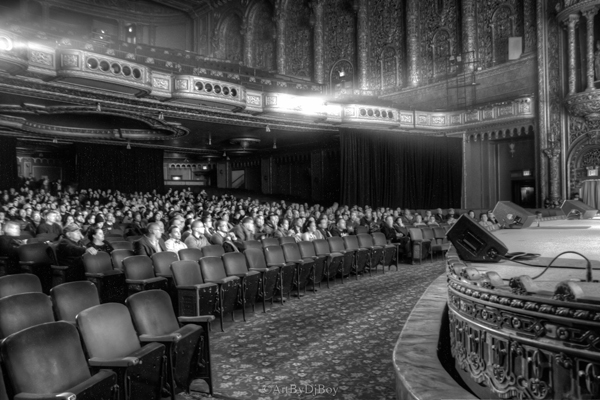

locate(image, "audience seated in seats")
[[202, 214, 215, 238], [301, 220, 318, 242], [434, 208, 445, 223], [393, 217, 409, 236], [29, 210, 42, 234], [57, 224, 97, 269], [86, 227, 114, 253], [253, 215, 268, 241], [316, 217, 332, 239], [36, 210, 62, 239], [264, 214, 278, 237], [165, 225, 187, 253], [479, 213, 494, 228], [412, 215, 427, 227], [446, 208, 458, 221], [274, 218, 293, 239], [184, 220, 210, 250], [487, 210, 499, 224], [424, 210, 433, 223], [232, 217, 255, 247], [82, 213, 96, 235], [330, 218, 348, 237], [381, 216, 403, 242], [0, 221, 27, 274], [210, 219, 237, 246], [134, 222, 167, 257], [346, 211, 360, 234], [468, 210, 476, 219], [290, 218, 304, 241], [427, 216, 439, 226], [446, 214, 458, 225], [401, 209, 414, 226]]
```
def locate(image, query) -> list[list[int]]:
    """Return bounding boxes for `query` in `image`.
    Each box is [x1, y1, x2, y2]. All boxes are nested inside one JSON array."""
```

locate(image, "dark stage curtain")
[[76, 144, 164, 193], [340, 129, 462, 209], [0, 136, 18, 189]]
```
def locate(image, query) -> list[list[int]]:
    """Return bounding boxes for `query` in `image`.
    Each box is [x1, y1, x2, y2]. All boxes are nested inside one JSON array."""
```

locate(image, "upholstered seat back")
[[263, 245, 286, 265], [342, 235, 361, 251], [313, 239, 332, 256], [278, 237, 296, 245], [51, 281, 100, 323], [327, 237, 346, 252], [77, 303, 141, 359], [282, 243, 303, 262], [223, 252, 249, 276], [151, 251, 179, 276], [111, 249, 134, 270], [0, 274, 42, 299], [110, 241, 134, 251], [171, 260, 204, 285], [200, 257, 228, 282], [178, 248, 203, 262], [242, 240, 262, 250], [371, 232, 388, 246], [126, 290, 179, 336], [261, 238, 279, 248], [122, 255, 155, 280], [17, 242, 52, 265], [357, 233, 375, 248], [244, 248, 268, 269], [83, 251, 113, 274], [0, 292, 54, 339], [1, 321, 92, 395], [202, 245, 225, 258], [297, 241, 317, 258]]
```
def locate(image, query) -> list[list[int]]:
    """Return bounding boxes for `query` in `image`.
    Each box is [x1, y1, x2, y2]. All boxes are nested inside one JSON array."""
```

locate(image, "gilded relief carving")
[[476, 0, 523, 69], [366, 0, 403, 90], [418, 0, 459, 84], [323, 0, 355, 82], [284, 0, 312, 77]]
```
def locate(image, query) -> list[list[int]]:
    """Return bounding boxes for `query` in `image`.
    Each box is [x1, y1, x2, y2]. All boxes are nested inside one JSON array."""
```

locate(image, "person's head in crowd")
[[216, 219, 229, 233], [448, 208, 455, 216], [85, 213, 96, 226], [480, 213, 488, 222], [95, 214, 105, 228], [385, 215, 394, 227], [468, 210, 475, 218], [241, 216, 254, 232], [87, 226, 105, 244], [268, 214, 278, 226], [429, 216, 437, 224], [337, 218, 346, 230], [106, 213, 116, 224], [46, 210, 59, 224], [75, 212, 85, 224], [255, 215, 265, 228], [303, 219, 317, 233], [280, 218, 290, 231], [156, 220, 165, 234], [146, 223, 162, 240], [415, 215, 423, 224], [201, 215, 212, 229], [3, 220, 21, 237], [134, 212, 142, 222], [425, 210, 432, 219], [317, 217, 328, 230], [168, 225, 181, 241], [191, 220, 206, 237], [18, 208, 26, 220], [31, 210, 41, 224], [404, 208, 412, 216], [64, 224, 83, 242], [63, 214, 75, 227]]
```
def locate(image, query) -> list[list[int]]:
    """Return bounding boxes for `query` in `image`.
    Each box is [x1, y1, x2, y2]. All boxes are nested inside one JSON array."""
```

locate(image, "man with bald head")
[[134, 222, 167, 257]]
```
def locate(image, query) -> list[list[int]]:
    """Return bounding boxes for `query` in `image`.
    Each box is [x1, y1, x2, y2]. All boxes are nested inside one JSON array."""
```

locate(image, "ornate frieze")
[[246, 3, 275, 71], [170, 74, 244, 111], [213, 14, 243, 62], [476, 0, 523, 69]]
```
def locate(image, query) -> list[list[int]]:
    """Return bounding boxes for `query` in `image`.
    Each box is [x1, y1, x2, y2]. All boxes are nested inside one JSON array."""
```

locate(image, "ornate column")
[[355, 0, 368, 90], [243, 22, 254, 67], [274, 0, 286, 75], [406, 0, 419, 87], [566, 14, 580, 95], [311, 0, 325, 84], [461, 0, 476, 72], [583, 8, 598, 91], [544, 147, 562, 202]]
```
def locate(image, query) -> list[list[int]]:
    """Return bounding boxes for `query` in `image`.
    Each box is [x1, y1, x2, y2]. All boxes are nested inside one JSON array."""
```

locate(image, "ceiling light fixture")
[[265, 125, 271, 132], [273, 136, 277, 149], [208, 132, 212, 145], [126, 142, 131, 150], [96, 103, 101, 112], [158, 112, 164, 120]]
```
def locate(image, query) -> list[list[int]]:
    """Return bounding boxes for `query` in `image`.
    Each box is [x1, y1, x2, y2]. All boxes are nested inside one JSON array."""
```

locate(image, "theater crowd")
[[0, 177, 501, 273]]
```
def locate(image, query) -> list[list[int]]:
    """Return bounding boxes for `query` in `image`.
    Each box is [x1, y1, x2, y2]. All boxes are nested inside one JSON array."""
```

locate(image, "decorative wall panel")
[[418, 0, 460, 84], [214, 14, 243, 62], [476, 0, 523, 69], [283, 0, 312, 78], [247, 3, 275, 71], [323, 0, 356, 82], [366, 0, 404, 90]]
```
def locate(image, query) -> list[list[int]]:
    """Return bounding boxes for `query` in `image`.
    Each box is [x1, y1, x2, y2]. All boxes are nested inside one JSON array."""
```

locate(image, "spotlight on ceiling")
[[265, 125, 271, 132], [126, 142, 131, 150]]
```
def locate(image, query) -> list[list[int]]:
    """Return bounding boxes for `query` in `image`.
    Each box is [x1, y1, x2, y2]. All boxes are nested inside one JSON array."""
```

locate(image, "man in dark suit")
[[36, 210, 62, 240], [316, 217, 332, 239], [134, 222, 166, 257], [232, 217, 255, 250], [56, 224, 97, 276], [329, 218, 348, 237]]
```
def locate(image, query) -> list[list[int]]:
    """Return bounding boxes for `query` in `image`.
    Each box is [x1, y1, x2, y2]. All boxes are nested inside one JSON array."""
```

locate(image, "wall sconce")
[[522, 170, 531, 177], [509, 142, 516, 158]]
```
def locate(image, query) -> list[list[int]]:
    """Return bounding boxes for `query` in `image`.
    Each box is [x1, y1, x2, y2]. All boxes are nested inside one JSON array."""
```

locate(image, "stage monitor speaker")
[[561, 200, 598, 219], [446, 215, 508, 263], [492, 201, 536, 229]]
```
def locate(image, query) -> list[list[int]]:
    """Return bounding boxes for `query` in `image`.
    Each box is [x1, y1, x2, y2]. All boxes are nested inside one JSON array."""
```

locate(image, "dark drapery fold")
[[76, 144, 164, 193], [340, 129, 462, 209], [0, 136, 18, 189]]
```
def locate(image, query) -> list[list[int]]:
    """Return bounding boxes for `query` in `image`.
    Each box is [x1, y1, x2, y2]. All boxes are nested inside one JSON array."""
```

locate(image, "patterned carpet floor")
[[180, 261, 447, 400]]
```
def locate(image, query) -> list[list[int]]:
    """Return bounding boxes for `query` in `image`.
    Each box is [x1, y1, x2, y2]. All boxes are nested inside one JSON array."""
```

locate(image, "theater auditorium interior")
[[0, 0, 600, 399]]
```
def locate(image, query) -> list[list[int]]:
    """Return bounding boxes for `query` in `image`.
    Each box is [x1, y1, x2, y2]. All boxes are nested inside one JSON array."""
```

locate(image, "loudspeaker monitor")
[[492, 201, 536, 229], [561, 200, 598, 219], [446, 215, 508, 263]]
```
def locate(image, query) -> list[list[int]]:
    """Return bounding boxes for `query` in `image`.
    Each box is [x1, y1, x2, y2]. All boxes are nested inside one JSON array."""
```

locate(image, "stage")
[[393, 217, 600, 400]]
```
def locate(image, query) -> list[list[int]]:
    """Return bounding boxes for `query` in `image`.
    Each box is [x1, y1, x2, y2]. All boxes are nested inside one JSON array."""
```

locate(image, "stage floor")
[[465, 218, 600, 286]]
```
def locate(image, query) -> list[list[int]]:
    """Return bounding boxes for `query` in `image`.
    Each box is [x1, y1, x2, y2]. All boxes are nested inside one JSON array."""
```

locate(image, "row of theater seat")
[[0, 276, 212, 400]]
